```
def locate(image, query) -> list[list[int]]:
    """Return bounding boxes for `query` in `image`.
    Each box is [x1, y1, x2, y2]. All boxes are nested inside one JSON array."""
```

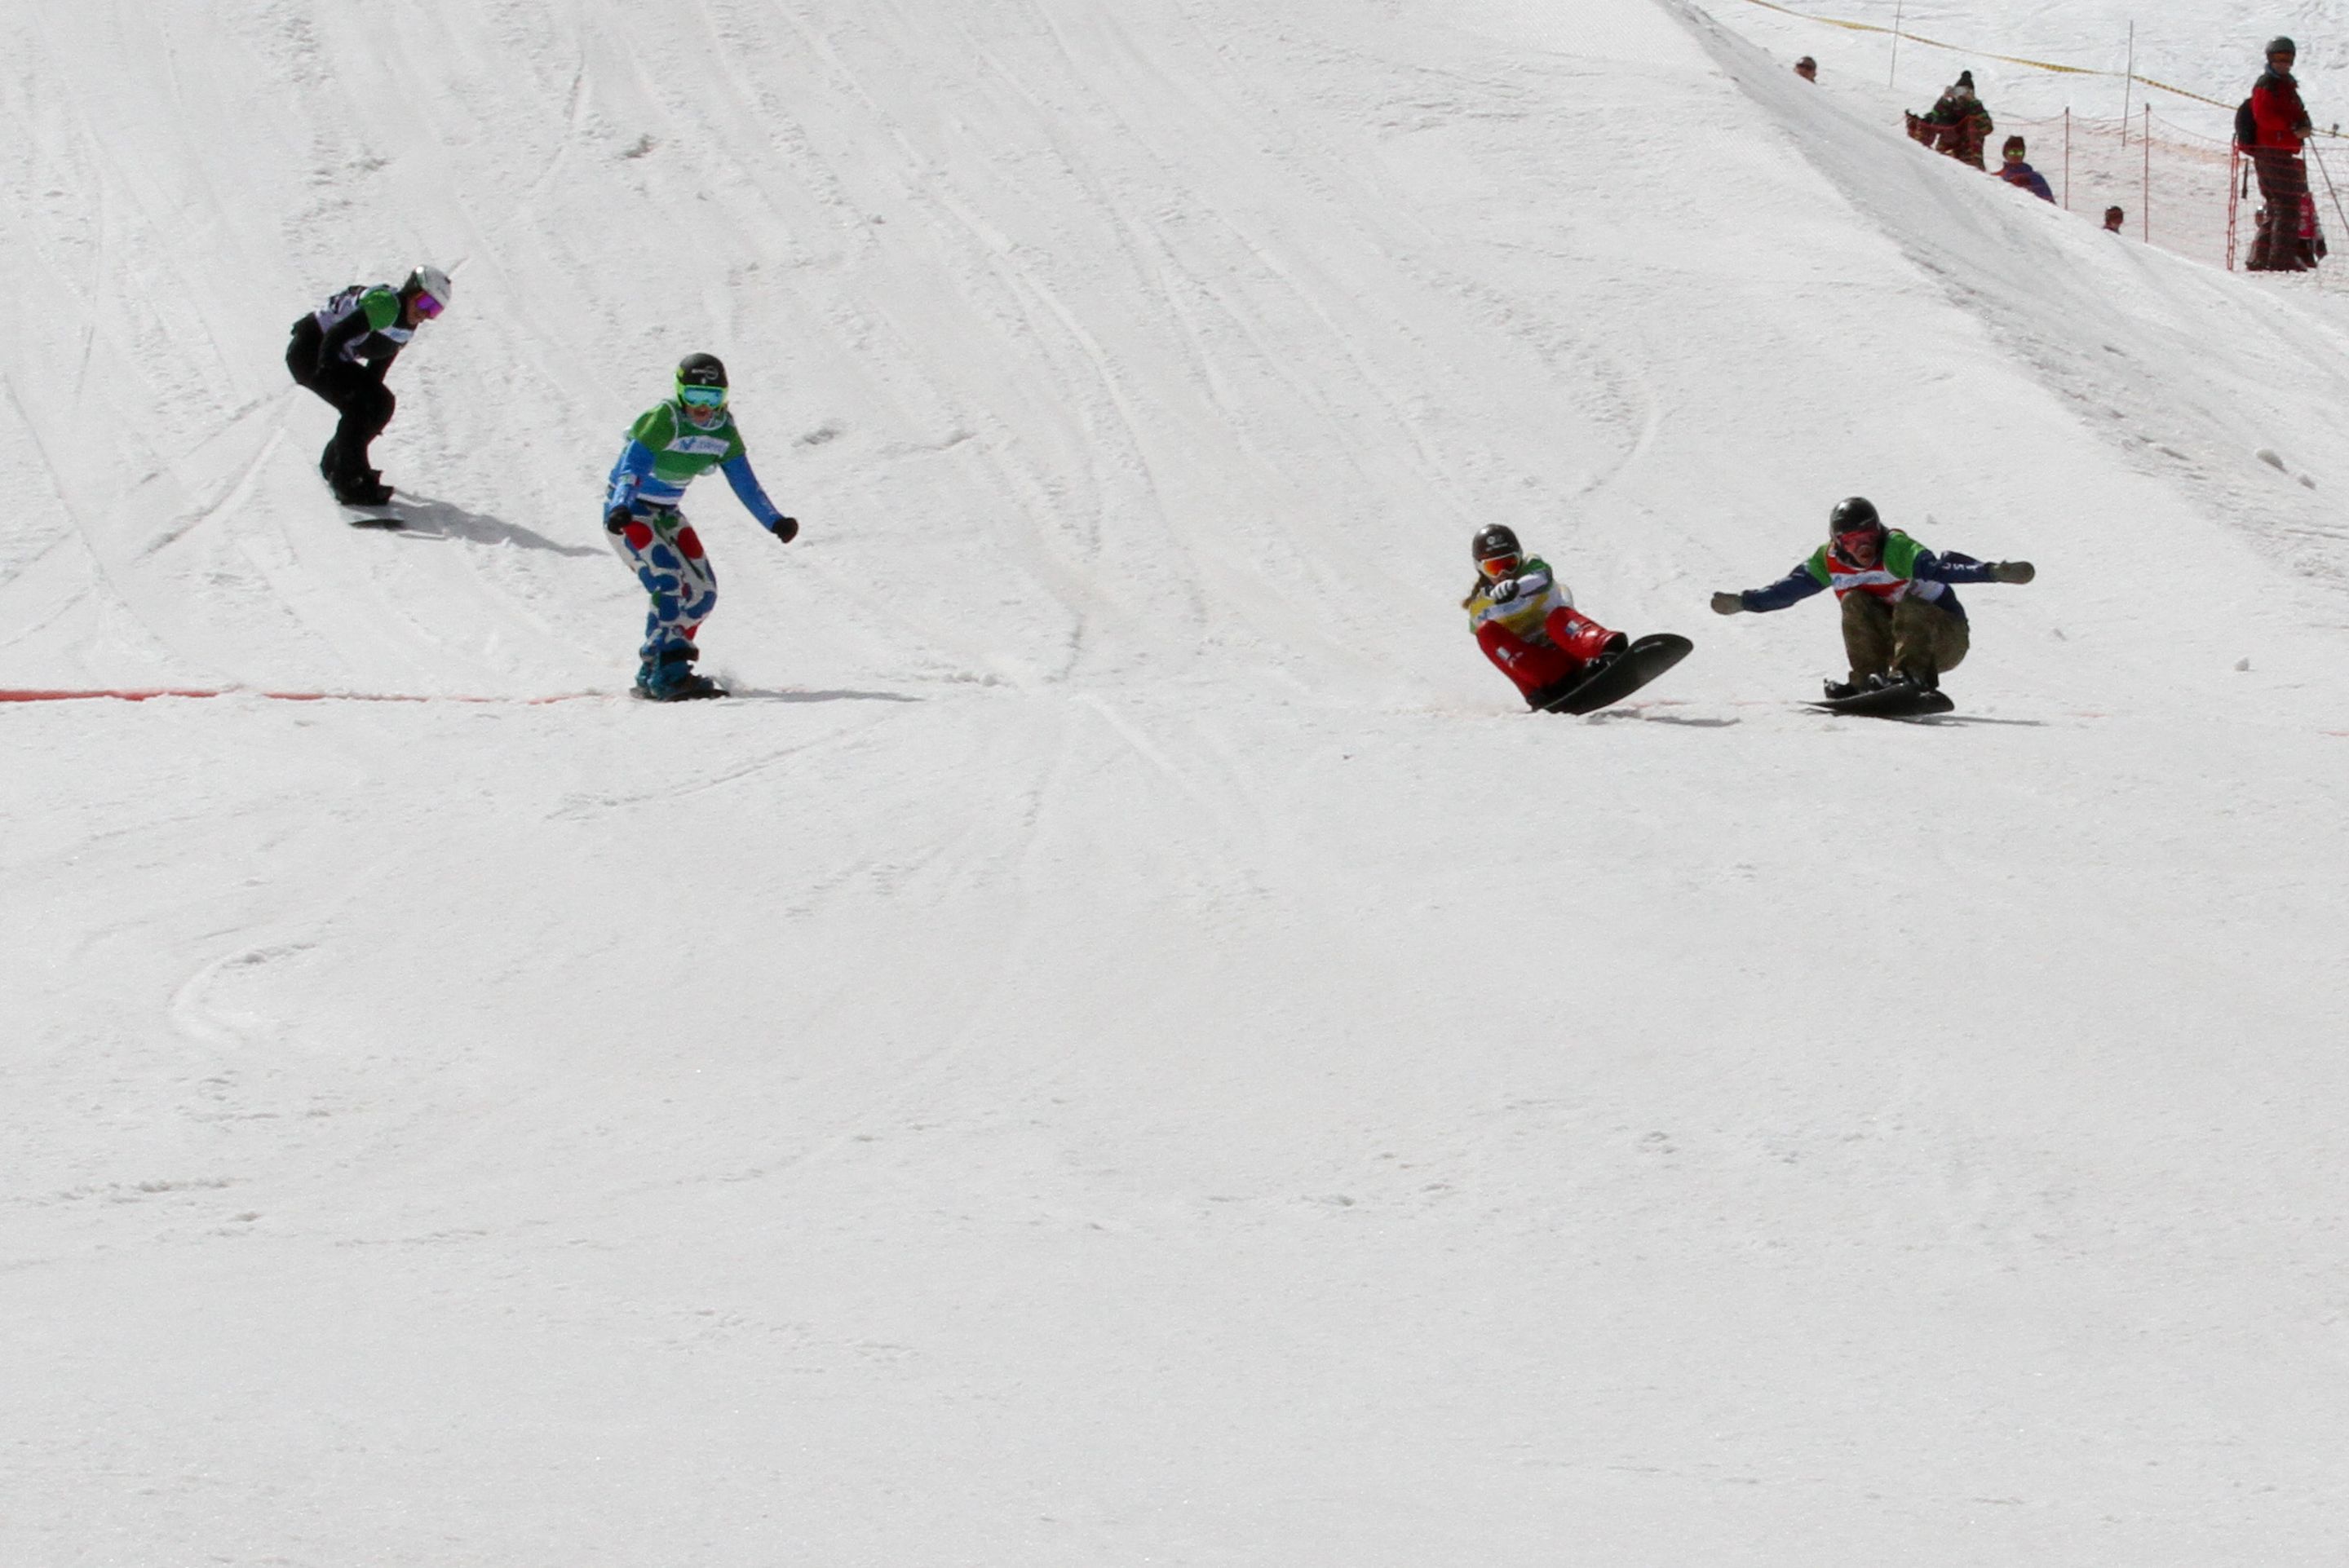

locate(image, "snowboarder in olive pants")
[[603, 354, 799, 700], [1710, 497, 2034, 698], [287, 265, 450, 506]]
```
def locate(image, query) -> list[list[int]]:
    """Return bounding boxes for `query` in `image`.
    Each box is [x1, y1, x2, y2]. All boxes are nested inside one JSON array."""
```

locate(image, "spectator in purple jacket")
[[1996, 136, 2055, 203]]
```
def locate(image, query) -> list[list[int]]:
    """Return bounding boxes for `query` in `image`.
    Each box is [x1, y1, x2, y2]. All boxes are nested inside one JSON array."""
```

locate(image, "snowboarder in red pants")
[[1464, 524, 1628, 708]]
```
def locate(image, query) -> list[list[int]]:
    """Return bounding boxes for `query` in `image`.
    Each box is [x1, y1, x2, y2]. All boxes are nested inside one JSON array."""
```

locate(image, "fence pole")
[[1887, 0, 1904, 88], [2226, 147, 2239, 267], [2141, 105, 2151, 240], [2063, 108, 2072, 209], [2120, 24, 2133, 148]]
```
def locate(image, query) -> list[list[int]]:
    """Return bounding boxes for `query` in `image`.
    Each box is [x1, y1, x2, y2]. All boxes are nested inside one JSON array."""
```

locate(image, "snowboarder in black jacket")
[[286, 265, 451, 506]]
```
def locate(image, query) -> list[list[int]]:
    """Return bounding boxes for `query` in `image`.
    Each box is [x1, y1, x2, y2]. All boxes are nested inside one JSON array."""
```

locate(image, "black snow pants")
[[287, 316, 396, 484], [2249, 151, 2319, 272]]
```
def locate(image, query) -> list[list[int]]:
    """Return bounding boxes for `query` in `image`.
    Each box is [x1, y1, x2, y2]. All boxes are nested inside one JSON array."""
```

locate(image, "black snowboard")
[[1807, 679, 1954, 718], [1537, 633, 1694, 715]]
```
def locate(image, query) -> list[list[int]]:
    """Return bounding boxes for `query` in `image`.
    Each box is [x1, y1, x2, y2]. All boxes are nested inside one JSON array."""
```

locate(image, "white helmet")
[[405, 264, 453, 310]]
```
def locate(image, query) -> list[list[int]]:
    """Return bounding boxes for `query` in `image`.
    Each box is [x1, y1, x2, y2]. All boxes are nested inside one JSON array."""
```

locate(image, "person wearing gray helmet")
[[287, 264, 452, 506]]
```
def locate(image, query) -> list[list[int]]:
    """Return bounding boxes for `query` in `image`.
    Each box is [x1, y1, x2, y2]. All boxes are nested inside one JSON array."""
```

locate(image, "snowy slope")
[[5, 1, 2348, 1565]]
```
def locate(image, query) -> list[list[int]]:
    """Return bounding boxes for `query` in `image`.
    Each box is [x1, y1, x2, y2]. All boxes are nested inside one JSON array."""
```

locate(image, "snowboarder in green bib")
[[287, 265, 450, 506], [603, 354, 799, 700], [1710, 497, 2033, 698]]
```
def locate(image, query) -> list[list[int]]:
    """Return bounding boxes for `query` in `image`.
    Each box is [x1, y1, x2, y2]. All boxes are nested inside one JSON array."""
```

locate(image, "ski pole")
[[2308, 138, 2349, 255]]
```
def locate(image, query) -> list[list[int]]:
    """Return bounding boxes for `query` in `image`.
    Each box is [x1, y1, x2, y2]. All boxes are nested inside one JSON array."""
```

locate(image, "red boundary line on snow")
[[0, 688, 601, 705]]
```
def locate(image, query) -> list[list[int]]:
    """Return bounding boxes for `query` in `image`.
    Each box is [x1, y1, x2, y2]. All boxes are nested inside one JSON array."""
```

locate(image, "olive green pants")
[[1842, 592, 1968, 684]]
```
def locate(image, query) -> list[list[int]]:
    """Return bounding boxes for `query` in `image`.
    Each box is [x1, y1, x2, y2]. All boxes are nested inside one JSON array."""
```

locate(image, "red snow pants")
[[1477, 607, 1624, 707]]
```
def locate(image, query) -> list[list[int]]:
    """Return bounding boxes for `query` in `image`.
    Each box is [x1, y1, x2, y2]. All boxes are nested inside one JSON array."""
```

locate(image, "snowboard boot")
[[1581, 629, 1630, 675], [638, 643, 725, 701], [323, 441, 393, 506], [1546, 608, 1627, 666], [330, 473, 393, 506]]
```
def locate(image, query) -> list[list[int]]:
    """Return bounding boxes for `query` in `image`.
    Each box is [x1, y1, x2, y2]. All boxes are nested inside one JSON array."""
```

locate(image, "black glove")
[[1988, 560, 2034, 584], [604, 506, 635, 534], [770, 516, 799, 543], [1486, 576, 1519, 603], [1710, 591, 1746, 616]]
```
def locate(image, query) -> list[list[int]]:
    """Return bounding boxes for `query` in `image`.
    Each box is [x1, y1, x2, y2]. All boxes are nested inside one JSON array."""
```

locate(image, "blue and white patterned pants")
[[608, 508, 719, 658]]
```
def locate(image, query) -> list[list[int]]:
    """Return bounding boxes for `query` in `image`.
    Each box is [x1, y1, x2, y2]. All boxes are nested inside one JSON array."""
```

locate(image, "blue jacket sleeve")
[[1912, 550, 2002, 585], [1742, 562, 1828, 613], [605, 439, 657, 513], [720, 453, 785, 529]]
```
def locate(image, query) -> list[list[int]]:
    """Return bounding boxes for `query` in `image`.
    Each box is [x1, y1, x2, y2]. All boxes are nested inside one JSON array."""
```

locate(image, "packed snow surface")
[[5, 0, 2347, 1563]]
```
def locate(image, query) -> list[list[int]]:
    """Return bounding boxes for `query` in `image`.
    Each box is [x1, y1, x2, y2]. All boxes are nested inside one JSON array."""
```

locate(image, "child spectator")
[[1996, 135, 2055, 202]]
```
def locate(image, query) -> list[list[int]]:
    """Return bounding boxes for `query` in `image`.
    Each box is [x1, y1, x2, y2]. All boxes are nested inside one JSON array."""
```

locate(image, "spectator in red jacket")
[[2248, 37, 2320, 271], [1997, 135, 2055, 202]]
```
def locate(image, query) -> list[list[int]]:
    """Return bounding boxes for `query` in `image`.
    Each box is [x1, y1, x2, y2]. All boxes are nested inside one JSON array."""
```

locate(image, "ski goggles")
[[1478, 554, 1522, 580], [412, 291, 445, 320], [679, 385, 728, 409], [1834, 528, 1884, 557]]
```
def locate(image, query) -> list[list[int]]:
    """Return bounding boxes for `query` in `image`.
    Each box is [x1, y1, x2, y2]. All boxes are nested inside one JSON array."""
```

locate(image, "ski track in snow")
[[3, 0, 2348, 1564]]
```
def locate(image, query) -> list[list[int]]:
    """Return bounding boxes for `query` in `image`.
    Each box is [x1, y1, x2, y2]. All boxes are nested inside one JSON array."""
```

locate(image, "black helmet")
[[675, 353, 729, 422], [676, 352, 728, 391], [1471, 523, 1522, 563], [2268, 36, 2297, 58], [1828, 497, 1882, 538]]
